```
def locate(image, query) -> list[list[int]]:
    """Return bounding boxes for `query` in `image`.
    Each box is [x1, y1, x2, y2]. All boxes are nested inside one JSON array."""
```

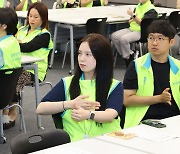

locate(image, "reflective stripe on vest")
[[16, 26, 53, 81], [0, 35, 21, 70], [124, 53, 180, 128], [62, 76, 121, 141]]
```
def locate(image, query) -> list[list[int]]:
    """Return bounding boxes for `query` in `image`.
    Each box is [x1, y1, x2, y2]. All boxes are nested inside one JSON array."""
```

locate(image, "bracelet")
[[62, 101, 65, 111]]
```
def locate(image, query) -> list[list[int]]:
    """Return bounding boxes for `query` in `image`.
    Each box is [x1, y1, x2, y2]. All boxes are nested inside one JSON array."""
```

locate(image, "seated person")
[[111, 0, 157, 67], [0, 7, 21, 128], [0, 0, 10, 7], [81, 0, 108, 7], [37, 33, 123, 142], [3, 2, 53, 130], [123, 20, 180, 128], [14, 0, 41, 11]]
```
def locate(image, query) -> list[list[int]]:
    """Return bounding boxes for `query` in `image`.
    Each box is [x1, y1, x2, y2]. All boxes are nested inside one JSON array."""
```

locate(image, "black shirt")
[[123, 59, 180, 120]]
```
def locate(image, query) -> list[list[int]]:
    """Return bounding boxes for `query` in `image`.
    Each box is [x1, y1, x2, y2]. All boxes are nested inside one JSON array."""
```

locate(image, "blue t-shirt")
[[42, 79, 123, 115]]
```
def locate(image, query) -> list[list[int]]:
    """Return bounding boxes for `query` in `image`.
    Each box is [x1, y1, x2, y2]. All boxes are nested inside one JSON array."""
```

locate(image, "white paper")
[[123, 125, 178, 142]]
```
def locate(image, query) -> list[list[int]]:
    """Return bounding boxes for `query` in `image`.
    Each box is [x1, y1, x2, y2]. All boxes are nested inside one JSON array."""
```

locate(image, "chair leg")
[[5, 104, 26, 133], [39, 82, 53, 90], [0, 110, 6, 144], [62, 41, 70, 69]]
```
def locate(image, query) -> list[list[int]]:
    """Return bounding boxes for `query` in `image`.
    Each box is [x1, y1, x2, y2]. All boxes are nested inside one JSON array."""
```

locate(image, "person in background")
[[14, 0, 41, 11], [0, 0, 10, 7], [37, 33, 123, 142], [0, 7, 21, 129], [3, 2, 53, 130], [81, 0, 108, 7], [111, 0, 157, 67], [123, 20, 180, 129]]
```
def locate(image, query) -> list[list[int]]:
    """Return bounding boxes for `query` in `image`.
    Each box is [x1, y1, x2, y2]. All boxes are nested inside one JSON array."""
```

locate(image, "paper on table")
[[123, 125, 178, 142]]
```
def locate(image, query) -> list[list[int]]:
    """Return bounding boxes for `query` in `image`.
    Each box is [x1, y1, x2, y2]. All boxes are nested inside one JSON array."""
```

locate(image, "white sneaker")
[[3, 115, 10, 124]]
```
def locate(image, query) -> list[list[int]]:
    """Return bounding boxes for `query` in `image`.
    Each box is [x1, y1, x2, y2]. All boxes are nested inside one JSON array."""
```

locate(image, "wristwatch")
[[132, 13, 136, 18], [89, 111, 95, 120]]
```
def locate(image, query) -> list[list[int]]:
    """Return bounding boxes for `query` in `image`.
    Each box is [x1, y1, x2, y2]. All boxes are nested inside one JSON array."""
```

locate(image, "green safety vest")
[[85, 0, 104, 7], [62, 76, 121, 142], [21, 0, 37, 11], [0, 0, 5, 7], [16, 26, 53, 81], [124, 53, 180, 128], [63, 0, 80, 8], [0, 35, 21, 70], [130, 0, 156, 32]]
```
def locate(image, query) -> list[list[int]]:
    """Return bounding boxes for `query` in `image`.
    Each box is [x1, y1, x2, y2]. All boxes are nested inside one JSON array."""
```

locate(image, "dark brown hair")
[[26, 2, 48, 29]]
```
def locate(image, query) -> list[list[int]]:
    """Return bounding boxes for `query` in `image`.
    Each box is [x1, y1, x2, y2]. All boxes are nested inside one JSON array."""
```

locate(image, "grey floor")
[[1, 39, 180, 153]]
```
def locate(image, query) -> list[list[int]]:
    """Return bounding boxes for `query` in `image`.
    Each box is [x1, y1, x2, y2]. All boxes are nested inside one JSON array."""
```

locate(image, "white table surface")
[[17, 5, 180, 71], [16, 5, 179, 25], [30, 115, 180, 154], [21, 55, 44, 64]]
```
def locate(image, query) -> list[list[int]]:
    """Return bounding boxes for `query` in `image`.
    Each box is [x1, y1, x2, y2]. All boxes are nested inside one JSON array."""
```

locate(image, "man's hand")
[[160, 88, 171, 105]]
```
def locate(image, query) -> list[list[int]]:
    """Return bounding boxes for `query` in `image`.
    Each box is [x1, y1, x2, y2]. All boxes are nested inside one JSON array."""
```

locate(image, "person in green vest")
[[14, 0, 40, 11], [0, 0, 10, 8], [111, 0, 157, 67], [3, 2, 53, 130], [0, 7, 21, 129], [37, 33, 123, 142], [81, 0, 108, 7], [123, 20, 180, 129]]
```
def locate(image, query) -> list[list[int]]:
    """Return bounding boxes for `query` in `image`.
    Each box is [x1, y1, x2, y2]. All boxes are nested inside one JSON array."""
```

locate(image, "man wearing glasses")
[[122, 20, 180, 129]]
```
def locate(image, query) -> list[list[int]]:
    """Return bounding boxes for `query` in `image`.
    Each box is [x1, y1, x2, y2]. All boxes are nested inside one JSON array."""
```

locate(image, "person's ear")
[[169, 38, 175, 47], [1, 24, 7, 30]]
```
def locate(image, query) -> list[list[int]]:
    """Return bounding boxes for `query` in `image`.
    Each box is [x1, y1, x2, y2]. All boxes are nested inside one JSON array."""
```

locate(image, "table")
[[21, 55, 44, 129], [17, 5, 179, 72], [30, 115, 180, 154]]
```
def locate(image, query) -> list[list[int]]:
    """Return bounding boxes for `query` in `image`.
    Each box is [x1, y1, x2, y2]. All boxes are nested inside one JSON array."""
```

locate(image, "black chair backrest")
[[86, 17, 107, 35], [169, 11, 180, 34], [158, 13, 167, 20], [10, 129, 71, 154], [139, 18, 155, 43], [0, 67, 22, 109]]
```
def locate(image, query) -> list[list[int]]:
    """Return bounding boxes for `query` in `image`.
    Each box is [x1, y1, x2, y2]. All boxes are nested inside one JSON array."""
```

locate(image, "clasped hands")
[[71, 95, 100, 121]]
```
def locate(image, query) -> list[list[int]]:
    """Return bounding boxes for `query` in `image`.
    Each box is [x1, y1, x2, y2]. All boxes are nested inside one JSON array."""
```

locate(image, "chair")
[[19, 64, 53, 129], [61, 17, 107, 69], [10, 129, 71, 154], [168, 11, 180, 55], [0, 68, 26, 144], [113, 18, 155, 67], [133, 18, 155, 59]]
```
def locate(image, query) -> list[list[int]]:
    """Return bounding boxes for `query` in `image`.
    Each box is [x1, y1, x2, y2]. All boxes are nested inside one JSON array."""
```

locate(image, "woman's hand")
[[127, 8, 133, 17], [71, 95, 100, 110], [71, 104, 89, 121]]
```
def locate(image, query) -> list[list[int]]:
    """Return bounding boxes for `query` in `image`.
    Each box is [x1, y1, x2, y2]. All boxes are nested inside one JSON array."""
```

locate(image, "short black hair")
[[147, 20, 176, 39], [0, 7, 18, 35]]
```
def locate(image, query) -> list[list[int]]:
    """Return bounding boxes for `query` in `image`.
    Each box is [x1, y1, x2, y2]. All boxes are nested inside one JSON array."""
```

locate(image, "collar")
[[142, 53, 179, 74]]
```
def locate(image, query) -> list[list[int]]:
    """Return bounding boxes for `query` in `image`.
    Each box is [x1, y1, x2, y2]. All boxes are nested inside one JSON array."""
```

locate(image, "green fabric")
[[16, 26, 53, 81], [124, 53, 180, 128], [85, 0, 104, 7], [0, 0, 5, 7], [130, 0, 156, 32], [0, 35, 21, 70], [21, 0, 38, 11], [62, 76, 120, 142]]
